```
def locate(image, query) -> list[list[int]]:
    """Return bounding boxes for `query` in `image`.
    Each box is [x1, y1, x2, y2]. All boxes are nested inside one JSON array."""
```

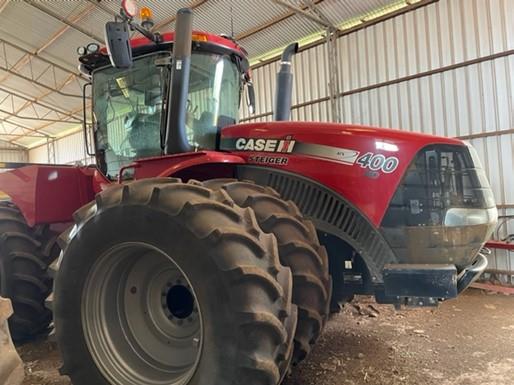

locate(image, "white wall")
[[0, 140, 27, 162], [28, 131, 93, 165]]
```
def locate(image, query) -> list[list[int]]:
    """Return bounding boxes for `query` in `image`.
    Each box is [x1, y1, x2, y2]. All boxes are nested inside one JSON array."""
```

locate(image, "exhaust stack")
[[273, 42, 299, 121], [165, 8, 193, 154]]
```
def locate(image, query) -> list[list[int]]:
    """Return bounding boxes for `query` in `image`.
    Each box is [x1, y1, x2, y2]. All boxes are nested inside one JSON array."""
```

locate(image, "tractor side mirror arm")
[[245, 71, 256, 115], [246, 82, 256, 115], [83, 82, 95, 157]]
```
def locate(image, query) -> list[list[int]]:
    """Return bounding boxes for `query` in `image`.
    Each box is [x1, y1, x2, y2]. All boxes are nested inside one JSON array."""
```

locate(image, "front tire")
[[54, 178, 296, 385]]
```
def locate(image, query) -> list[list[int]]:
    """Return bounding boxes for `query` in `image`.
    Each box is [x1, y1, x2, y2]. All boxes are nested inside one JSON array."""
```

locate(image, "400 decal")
[[356, 152, 399, 174]]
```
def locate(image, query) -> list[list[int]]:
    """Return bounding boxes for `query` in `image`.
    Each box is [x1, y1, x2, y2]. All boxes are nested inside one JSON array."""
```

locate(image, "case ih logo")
[[235, 136, 296, 153], [221, 136, 400, 174]]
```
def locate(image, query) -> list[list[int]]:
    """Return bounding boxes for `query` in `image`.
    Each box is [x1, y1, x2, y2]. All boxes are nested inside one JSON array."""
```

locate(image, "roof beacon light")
[[140, 6, 152, 20], [140, 7, 154, 29], [191, 33, 208, 42], [121, 0, 138, 18]]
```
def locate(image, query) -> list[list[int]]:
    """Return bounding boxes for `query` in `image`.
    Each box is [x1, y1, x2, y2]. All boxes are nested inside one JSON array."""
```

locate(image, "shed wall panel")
[[241, 0, 514, 273]]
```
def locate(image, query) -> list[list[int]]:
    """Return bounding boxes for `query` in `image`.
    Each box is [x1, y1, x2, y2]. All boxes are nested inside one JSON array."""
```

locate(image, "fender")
[[0, 153, 243, 227], [131, 151, 246, 179], [235, 165, 397, 283], [0, 165, 100, 226]]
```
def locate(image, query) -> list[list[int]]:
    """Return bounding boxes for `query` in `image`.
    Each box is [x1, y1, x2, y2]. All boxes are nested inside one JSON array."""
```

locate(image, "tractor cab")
[[78, 6, 252, 179]]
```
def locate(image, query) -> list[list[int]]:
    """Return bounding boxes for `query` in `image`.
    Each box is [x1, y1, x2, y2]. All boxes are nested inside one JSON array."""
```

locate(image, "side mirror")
[[246, 82, 256, 114], [105, 21, 133, 69]]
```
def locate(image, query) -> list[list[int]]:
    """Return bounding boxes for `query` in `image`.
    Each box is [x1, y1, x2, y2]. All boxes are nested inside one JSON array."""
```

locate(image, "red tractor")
[[0, 3, 497, 385]]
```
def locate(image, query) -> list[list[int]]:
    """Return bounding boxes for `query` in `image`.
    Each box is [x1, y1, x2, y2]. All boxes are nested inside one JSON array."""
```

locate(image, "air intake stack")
[[273, 42, 299, 121], [165, 8, 193, 154]]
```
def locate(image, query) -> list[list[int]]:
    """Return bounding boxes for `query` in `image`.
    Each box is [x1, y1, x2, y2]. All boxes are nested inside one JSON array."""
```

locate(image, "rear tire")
[[203, 179, 331, 365], [53, 178, 296, 385], [0, 201, 54, 341]]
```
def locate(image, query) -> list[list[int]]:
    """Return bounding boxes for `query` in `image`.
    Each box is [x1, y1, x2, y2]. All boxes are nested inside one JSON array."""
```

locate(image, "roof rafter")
[[0, 38, 86, 134], [0, 85, 82, 120], [38, 3, 97, 54], [236, 0, 324, 40], [23, 0, 104, 43], [272, 0, 335, 29], [152, 0, 209, 32], [0, 3, 96, 89], [0, 61, 83, 99], [83, 0, 117, 18], [8, 88, 92, 146], [300, 0, 338, 30], [6, 77, 84, 143], [0, 76, 85, 144], [0, 115, 51, 138], [0, 106, 80, 124], [0, 39, 82, 79], [0, 0, 11, 15], [0, 132, 47, 139], [0, 12, 90, 143], [0, 139, 25, 150]]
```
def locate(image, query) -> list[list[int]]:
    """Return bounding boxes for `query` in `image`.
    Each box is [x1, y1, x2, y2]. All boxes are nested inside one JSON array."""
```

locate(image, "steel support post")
[[326, 28, 341, 122]]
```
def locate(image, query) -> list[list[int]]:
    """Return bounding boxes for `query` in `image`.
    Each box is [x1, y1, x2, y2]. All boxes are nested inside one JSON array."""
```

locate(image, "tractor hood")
[[221, 121, 463, 152], [220, 121, 473, 226], [221, 121, 496, 272]]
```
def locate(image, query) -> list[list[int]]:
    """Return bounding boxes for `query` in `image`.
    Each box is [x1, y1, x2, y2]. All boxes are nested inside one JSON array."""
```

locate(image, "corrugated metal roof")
[[240, 13, 321, 58], [0, 0, 403, 148], [43, 29, 99, 68], [190, 1, 292, 37], [0, 2, 65, 49]]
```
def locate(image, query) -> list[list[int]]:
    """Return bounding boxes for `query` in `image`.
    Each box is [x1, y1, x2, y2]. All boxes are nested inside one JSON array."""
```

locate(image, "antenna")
[[230, 0, 234, 38]]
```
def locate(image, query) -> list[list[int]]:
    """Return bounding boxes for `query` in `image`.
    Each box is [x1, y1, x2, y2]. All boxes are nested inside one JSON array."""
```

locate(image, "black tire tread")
[[0, 201, 55, 341], [203, 179, 331, 365]]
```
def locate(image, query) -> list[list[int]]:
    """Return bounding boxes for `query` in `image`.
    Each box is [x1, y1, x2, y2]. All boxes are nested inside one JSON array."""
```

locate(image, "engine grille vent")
[[237, 166, 397, 281]]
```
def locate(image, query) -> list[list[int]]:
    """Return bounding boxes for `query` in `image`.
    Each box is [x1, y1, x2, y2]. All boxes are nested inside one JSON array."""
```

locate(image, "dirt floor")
[[16, 289, 514, 385]]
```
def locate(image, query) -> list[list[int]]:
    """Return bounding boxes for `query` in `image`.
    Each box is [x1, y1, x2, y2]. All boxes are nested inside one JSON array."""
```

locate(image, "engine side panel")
[[221, 121, 463, 227]]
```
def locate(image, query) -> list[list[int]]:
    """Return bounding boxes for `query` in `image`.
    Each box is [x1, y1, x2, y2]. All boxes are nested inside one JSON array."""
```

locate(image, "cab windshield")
[[93, 51, 241, 178]]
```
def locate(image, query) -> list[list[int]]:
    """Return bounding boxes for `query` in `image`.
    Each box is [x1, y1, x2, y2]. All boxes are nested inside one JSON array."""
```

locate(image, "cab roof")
[[130, 31, 248, 57], [80, 30, 248, 73]]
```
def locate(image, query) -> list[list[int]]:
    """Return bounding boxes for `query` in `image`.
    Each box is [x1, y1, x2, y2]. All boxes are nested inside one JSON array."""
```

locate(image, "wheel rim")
[[82, 242, 203, 385]]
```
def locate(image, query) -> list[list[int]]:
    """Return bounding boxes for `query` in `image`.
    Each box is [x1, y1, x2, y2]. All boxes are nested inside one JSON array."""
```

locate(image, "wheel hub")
[[163, 282, 198, 324], [82, 242, 203, 385]]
